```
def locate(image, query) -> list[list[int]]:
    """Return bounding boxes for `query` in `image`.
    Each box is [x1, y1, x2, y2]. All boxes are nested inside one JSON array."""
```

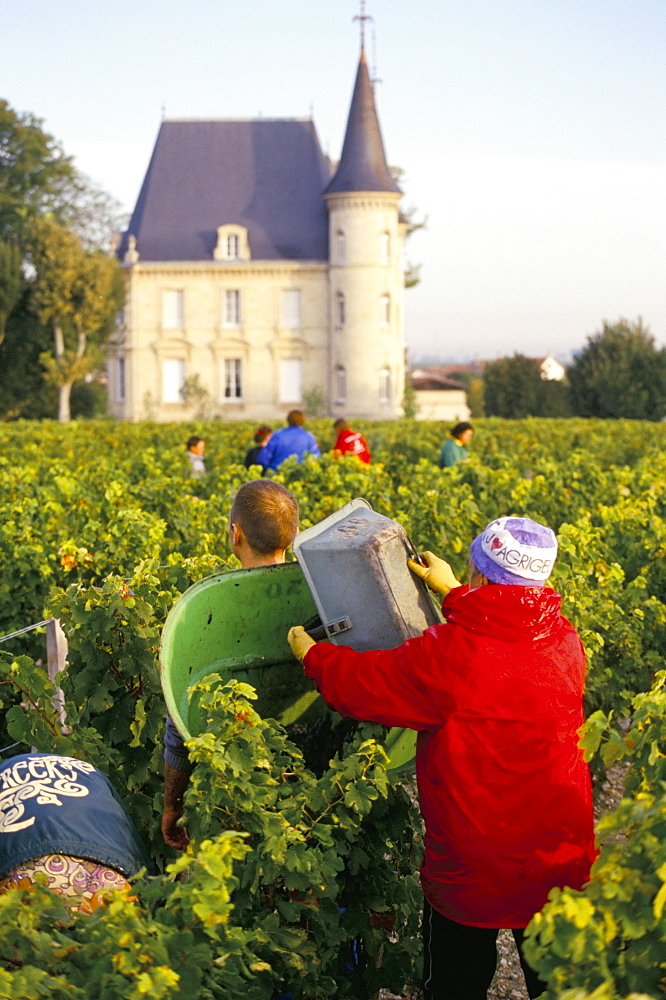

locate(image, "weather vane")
[[354, 1, 380, 86], [353, 0, 373, 50]]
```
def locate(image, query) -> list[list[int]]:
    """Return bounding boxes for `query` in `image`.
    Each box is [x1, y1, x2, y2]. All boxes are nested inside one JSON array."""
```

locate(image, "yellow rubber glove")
[[288, 625, 316, 663], [408, 550, 461, 597]]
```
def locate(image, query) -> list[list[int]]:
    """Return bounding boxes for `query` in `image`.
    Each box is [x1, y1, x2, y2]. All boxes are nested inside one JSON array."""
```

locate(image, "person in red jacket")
[[332, 418, 371, 464], [288, 516, 596, 1000]]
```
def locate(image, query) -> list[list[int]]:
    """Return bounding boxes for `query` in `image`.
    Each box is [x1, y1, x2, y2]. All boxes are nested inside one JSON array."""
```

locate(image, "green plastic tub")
[[160, 561, 416, 772]]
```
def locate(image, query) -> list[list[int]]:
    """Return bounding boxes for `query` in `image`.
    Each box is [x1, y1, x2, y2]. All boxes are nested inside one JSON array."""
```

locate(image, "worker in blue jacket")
[[257, 410, 320, 473]]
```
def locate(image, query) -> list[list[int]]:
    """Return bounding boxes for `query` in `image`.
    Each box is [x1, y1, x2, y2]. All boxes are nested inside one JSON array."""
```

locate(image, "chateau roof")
[[410, 374, 466, 392], [326, 48, 401, 196], [120, 118, 332, 262]]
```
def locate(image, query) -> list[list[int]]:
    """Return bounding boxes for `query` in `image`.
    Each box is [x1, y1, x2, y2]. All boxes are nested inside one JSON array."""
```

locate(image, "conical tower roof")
[[326, 48, 401, 195]]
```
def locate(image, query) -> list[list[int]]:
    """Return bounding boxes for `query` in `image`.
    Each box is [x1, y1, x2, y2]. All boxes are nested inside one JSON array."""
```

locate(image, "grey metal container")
[[293, 498, 442, 651]]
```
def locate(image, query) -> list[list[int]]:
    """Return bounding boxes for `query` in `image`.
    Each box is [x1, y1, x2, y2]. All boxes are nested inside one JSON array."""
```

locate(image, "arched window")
[[379, 367, 391, 404], [337, 292, 345, 327], [337, 230, 346, 265], [379, 294, 390, 327], [379, 231, 390, 265], [335, 365, 346, 405]]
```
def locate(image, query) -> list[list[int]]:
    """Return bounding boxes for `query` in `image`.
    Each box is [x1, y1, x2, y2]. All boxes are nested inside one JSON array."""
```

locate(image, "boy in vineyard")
[[288, 516, 596, 1000], [161, 479, 300, 849], [185, 435, 206, 478]]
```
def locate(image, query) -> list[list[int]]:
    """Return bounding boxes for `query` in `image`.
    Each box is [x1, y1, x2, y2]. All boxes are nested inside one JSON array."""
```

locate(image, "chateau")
[[110, 41, 407, 422]]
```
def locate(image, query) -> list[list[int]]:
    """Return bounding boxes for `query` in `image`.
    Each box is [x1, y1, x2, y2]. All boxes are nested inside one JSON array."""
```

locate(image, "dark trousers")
[[421, 902, 546, 1000]]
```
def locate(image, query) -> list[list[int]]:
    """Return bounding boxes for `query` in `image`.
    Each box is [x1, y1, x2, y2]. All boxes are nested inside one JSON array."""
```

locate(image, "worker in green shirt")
[[438, 422, 474, 468]]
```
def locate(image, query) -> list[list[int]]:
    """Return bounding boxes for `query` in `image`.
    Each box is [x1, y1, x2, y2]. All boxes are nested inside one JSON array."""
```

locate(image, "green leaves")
[[525, 677, 666, 998], [5, 418, 666, 996]]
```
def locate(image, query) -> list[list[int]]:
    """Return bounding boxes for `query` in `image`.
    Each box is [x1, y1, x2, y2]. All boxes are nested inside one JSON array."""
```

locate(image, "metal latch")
[[324, 617, 352, 638], [304, 614, 352, 641]]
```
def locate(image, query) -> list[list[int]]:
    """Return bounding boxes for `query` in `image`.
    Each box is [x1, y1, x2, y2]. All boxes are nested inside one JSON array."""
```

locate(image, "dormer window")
[[214, 225, 250, 262]]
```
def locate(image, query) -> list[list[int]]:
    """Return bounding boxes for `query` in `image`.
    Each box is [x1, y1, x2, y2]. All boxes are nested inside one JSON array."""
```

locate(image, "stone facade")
[[109, 47, 407, 423]]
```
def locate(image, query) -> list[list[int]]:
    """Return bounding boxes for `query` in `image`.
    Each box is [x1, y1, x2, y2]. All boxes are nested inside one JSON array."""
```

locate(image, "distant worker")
[[332, 419, 371, 465], [243, 425, 272, 472], [438, 422, 473, 469], [185, 435, 206, 478], [0, 753, 152, 913], [162, 480, 300, 849], [257, 410, 320, 474]]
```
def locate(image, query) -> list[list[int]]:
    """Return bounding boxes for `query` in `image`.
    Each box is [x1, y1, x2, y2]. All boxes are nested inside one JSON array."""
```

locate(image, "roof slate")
[[121, 118, 332, 263], [326, 48, 400, 196]]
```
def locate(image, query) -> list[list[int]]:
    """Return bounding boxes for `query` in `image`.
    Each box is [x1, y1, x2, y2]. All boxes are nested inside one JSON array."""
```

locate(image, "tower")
[[325, 44, 406, 419]]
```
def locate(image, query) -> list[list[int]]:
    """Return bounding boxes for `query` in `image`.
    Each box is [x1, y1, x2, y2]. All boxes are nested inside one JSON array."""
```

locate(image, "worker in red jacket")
[[332, 418, 371, 464], [288, 516, 596, 1000]]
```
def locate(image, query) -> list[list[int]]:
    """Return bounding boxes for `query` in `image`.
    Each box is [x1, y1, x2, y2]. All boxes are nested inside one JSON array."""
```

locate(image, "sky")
[[3, 0, 664, 363]]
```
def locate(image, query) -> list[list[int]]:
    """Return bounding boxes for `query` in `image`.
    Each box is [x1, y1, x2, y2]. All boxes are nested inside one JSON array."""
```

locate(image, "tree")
[[0, 288, 57, 419], [0, 236, 22, 343], [0, 100, 75, 242], [401, 373, 419, 419], [483, 354, 543, 418], [568, 318, 666, 420], [28, 216, 124, 422], [0, 101, 127, 419], [447, 370, 486, 418], [390, 166, 427, 288], [483, 354, 572, 418]]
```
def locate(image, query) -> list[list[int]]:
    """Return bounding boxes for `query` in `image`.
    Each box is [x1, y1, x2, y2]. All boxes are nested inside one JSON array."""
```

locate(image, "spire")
[[325, 47, 400, 195]]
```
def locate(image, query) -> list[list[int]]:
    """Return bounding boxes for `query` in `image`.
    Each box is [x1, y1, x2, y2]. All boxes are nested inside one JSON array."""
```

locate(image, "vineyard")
[[0, 417, 665, 999]]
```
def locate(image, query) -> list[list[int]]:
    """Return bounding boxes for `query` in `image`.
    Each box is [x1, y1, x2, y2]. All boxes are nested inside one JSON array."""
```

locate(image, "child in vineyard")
[[185, 435, 206, 478], [161, 479, 300, 849], [288, 516, 596, 1000], [243, 424, 272, 471]]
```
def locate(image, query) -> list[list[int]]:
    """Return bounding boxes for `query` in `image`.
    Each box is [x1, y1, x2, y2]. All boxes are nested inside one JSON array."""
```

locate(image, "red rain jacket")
[[303, 583, 596, 928], [333, 429, 371, 464]]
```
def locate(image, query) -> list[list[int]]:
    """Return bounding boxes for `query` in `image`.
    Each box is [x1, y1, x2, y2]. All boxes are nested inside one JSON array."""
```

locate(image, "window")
[[162, 359, 185, 403], [223, 358, 243, 400], [282, 290, 301, 328], [336, 292, 345, 327], [337, 230, 346, 265], [379, 294, 390, 327], [380, 232, 390, 265], [226, 233, 239, 259], [223, 289, 241, 326], [162, 290, 184, 329], [279, 359, 302, 403], [214, 225, 250, 262], [335, 365, 346, 405], [379, 367, 391, 404], [117, 357, 125, 402]]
